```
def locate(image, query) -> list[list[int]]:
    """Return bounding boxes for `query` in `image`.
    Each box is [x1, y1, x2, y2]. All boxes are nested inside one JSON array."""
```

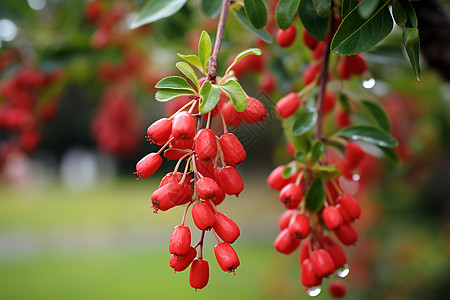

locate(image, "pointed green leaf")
[[336, 125, 398, 147], [282, 165, 298, 179], [392, 0, 407, 26], [291, 108, 317, 136], [244, 0, 268, 30], [360, 99, 391, 132], [219, 80, 247, 112], [155, 89, 196, 102], [403, 32, 421, 81], [176, 62, 199, 90], [398, 0, 417, 28], [339, 93, 351, 112], [275, 0, 300, 30], [155, 76, 195, 91], [198, 31, 212, 73], [331, 1, 393, 55], [201, 0, 222, 18], [310, 140, 325, 163], [312, 0, 331, 18], [225, 48, 262, 76], [358, 0, 380, 19], [341, 0, 359, 19], [311, 165, 341, 179], [131, 0, 187, 29], [198, 81, 221, 114], [177, 54, 203, 73], [378, 146, 401, 165], [305, 178, 325, 212], [233, 6, 273, 43], [298, 0, 329, 41], [403, 27, 419, 47]]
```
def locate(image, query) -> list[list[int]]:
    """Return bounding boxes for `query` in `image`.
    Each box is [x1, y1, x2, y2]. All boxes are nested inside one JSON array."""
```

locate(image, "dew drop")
[[336, 265, 350, 278], [305, 286, 321, 297], [352, 174, 360, 181], [362, 78, 376, 89]]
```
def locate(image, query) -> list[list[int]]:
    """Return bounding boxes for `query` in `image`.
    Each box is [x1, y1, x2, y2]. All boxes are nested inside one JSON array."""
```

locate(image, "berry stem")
[[179, 155, 193, 185], [168, 99, 195, 120], [173, 151, 193, 174], [181, 201, 193, 226], [206, 111, 211, 129], [211, 229, 220, 244], [206, 0, 232, 83]]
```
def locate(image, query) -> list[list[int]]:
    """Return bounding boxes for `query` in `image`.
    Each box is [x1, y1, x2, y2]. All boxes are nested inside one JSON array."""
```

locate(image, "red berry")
[[302, 29, 319, 49], [278, 209, 296, 230], [135, 153, 162, 178], [217, 166, 244, 197], [192, 202, 216, 230], [195, 177, 221, 201], [279, 183, 303, 210], [338, 54, 368, 80], [164, 148, 191, 160], [146, 118, 172, 146], [302, 63, 321, 85], [328, 280, 347, 298], [288, 213, 310, 239], [259, 73, 277, 94], [172, 111, 196, 140], [274, 228, 301, 254], [169, 246, 197, 272], [323, 206, 344, 230], [322, 91, 337, 114], [301, 258, 323, 287], [334, 223, 358, 245], [151, 182, 192, 212], [219, 133, 246, 166], [336, 193, 361, 220], [336, 203, 352, 224], [310, 249, 336, 277], [195, 129, 217, 160], [170, 136, 194, 150], [277, 26, 297, 47], [299, 240, 311, 265], [240, 96, 266, 123], [311, 41, 326, 60], [195, 157, 216, 179], [267, 165, 294, 191], [169, 225, 191, 256], [286, 141, 296, 157], [213, 213, 240, 243], [211, 184, 226, 206], [221, 101, 242, 126], [214, 242, 240, 273], [344, 142, 365, 169], [189, 258, 209, 290], [335, 109, 351, 128], [324, 241, 347, 269], [276, 93, 301, 118]]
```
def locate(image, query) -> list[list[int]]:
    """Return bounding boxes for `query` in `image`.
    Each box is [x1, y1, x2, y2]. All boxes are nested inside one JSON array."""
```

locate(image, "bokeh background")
[[0, 1, 449, 299]]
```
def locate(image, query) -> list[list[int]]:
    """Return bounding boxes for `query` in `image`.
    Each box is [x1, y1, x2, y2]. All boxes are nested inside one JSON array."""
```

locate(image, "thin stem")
[[179, 155, 193, 185], [168, 99, 195, 120], [156, 137, 174, 155], [218, 107, 228, 134], [211, 229, 221, 243], [206, 0, 232, 83], [315, 3, 335, 140], [206, 111, 212, 129], [181, 201, 193, 226], [173, 151, 193, 174]]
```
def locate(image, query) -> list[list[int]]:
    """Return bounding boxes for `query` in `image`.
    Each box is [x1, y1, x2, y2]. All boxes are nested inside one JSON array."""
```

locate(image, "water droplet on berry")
[[352, 174, 360, 181], [305, 286, 321, 297], [336, 265, 350, 278], [362, 78, 375, 89]]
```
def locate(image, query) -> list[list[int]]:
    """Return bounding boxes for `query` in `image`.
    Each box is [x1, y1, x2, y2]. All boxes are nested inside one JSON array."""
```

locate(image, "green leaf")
[[298, 0, 329, 41], [219, 80, 247, 112], [244, 0, 268, 30], [331, 1, 393, 55], [282, 119, 312, 154], [398, 0, 417, 28], [341, 0, 359, 19], [155, 76, 196, 91], [198, 81, 221, 114], [282, 165, 298, 179], [275, 0, 300, 30], [378, 146, 401, 165], [403, 32, 421, 81], [201, 0, 222, 18], [336, 125, 398, 147], [155, 89, 196, 102], [311, 165, 341, 179], [131, 0, 187, 29], [198, 31, 212, 73], [310, 140, 325, 163], [225, 48, 262, 76], [233, 6, 273, 43], [305, 178, 325, 212], [312, 0, 331, 18], [339, 93, 351, 112], [177, 54, 203, 73], [176, 62, 199, 90], [360, 99, 391, 132], [358, 0, 380, 19], [291, 108, 317, 136], [403, 27, 419, 47], [392, 0, 407, 26]]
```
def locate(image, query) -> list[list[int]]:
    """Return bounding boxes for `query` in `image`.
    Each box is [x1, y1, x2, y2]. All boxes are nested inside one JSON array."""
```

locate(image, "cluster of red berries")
[[267, 141, 367, 297], [136, 88, 266, 289]]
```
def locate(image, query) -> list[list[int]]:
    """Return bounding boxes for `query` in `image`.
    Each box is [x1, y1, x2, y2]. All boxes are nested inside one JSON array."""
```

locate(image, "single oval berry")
[[311, 249, 336, 277], [267, 165, 295, 191], [278, 209, 296, 230], [195, 129, 217, 160], [311, 41, 326, 60], [276, 93, 301, 118], [323, 206, 344, 230], [335, 109, 351, 128], [169, 225, 191, 256], [195, 157, 215, 179], [189, 258, 209, 290], [146, 118, 172, 146], [274, 228, 301, 254], [192, 202, 216, 230], [277, 26, 297, 48], [195, 177, 221, 201], [213, 213, 240, 244], [217, 166, 244, 197], [151, 182, 192, 212], [344, 142, 365, 169], [334, 223, 358, 246], [299, 240, 311, 266], [211, 183, 226, 206], [302, 29, 319, 49], [221, 101, 242, 126], [302, 63, 321, 85], [301, 258, 323, 287], [169, 246, 197, 272], [279, 183, 303, 210], [259, 73, 277, 94], [322, 91, 337, 114], [240, 96, 266, 123], [135, 153, 162, 178], [338, 54, 367, 80], [219, 133, 246, 166], [324, 242, 347, 269], [288, 213, 310, 239], [214, 242, 240, 273], [336, 193, 361, 220], [336, 203, 352, 224], [172, 111, 196, 140], [328, 280, 347, 298], [170, 136, 194, 150]]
